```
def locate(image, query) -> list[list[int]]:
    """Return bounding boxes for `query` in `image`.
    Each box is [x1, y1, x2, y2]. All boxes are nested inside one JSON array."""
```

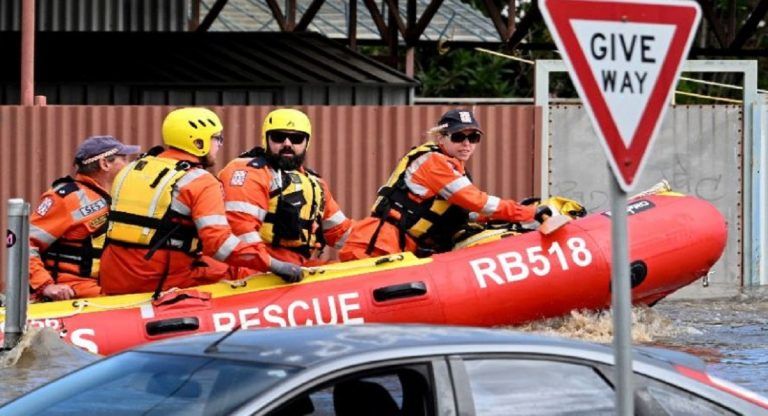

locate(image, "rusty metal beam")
[[286, 0, 296, 30], [21, 0, 34, 105], [406, 0, 416, 41], [295, 0, 326, 31], [196, 0, 229, 32], [265, 0, 288, 31], [387, 0, 400, 67], [483, 0, 508, 41], [412, 0, 444, 44], [383, 0, 408, 38], [729, 0, 768, 49], [696, 0, 727, 48], [348, 0, 358, 50], [505, 1, 539, 49], [189, 0, 201, 31], [363, 0, 390, 40], [506, 0, 516, 36]]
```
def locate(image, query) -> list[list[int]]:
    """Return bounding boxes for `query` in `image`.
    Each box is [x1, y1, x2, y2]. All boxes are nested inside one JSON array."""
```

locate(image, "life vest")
[[368, 143, 470, 254], [106, 146, 200, 257], [41, 176, 109, 280], [243, 148, 326, 258]]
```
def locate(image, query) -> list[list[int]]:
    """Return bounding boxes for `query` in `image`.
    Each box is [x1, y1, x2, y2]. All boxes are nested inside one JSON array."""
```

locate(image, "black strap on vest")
[[367, 145, 472, 255], [366, 146, 437, 254], [43, 176, 111, 280], [43, 239, 101, 281]]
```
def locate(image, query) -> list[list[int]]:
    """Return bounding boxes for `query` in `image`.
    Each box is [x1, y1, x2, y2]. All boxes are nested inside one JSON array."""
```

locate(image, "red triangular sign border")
[[541, 0, 701, 191]]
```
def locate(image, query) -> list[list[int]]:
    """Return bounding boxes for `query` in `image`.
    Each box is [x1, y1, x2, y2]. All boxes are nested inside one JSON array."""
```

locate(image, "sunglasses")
[[211, 133, 225, 144], [449, 131, 482, 144], [268, 131, 309, 145]]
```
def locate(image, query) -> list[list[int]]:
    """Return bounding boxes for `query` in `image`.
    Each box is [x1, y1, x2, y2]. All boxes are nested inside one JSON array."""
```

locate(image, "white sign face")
[[570, 21, 675, 147], [540, 0, 701, 191]]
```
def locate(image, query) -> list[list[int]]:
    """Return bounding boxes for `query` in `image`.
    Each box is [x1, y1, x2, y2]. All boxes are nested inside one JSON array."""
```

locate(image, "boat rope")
[[630, 180, 672, 199], [67, 297, 152, 314], [304, 254, 406, 276], [674, 91, 741, 104], [474, 48, 763, 102], [9, 255, 414, 319]]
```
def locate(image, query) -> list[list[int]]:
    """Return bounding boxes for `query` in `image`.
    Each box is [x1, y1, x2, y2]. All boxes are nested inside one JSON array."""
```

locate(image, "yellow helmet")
[[261, 108, 312, 148], [162, 107, 223, 157]]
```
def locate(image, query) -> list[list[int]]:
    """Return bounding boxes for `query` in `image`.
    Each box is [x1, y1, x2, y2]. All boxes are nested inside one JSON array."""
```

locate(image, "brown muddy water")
[[1, 294, 766, 405]]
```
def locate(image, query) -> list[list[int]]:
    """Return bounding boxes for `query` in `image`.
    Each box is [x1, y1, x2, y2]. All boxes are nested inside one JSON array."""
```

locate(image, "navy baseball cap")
[[436, 109, 483, 134], [74, 135, 141, 165]]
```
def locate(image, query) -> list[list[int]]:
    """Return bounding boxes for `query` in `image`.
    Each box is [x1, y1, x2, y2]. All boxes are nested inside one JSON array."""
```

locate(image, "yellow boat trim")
[[1, 253, 432, 321]]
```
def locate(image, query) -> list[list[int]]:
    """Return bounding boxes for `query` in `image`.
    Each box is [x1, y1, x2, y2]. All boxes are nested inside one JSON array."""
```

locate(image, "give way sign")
[[540, 0, 701, 191]]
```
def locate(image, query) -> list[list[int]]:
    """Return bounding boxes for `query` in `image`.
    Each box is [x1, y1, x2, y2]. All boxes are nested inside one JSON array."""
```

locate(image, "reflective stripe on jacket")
[[100, 148, 271, 295], [219, 148, 352, 263], [29, 174, 109, 297]]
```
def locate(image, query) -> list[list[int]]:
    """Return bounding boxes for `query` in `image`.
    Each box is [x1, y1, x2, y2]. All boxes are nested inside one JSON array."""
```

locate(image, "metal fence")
[[548, 104, 744, 299]]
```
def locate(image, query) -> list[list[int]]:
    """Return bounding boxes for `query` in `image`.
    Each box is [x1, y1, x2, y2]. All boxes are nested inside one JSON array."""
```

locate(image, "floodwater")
[[1, 293, 766, 406]]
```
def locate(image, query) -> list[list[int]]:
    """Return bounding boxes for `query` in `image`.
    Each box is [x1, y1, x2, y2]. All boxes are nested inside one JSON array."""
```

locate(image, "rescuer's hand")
[[269, 259, 304, 283], [534, 205, 553, 224], [41, 283, 75, 301]]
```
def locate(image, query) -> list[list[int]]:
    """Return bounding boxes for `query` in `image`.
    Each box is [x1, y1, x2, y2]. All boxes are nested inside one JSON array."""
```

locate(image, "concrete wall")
[[548, 104, 743, 299]]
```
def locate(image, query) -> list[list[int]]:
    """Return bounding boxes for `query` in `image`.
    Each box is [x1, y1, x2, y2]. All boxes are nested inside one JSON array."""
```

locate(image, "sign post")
[[539, 0, 700, 413]]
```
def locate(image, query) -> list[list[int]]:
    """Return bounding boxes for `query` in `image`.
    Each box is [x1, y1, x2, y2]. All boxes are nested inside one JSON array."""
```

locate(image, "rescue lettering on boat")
[[469, 237, 593, 288], [19, 318, 100, 354], [213, 292, 364, 332], [10, 292, 365, 355]]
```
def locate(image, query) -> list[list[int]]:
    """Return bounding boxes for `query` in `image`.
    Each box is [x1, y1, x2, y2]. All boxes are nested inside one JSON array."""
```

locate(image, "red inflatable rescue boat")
[[0, 191, 726, 355]]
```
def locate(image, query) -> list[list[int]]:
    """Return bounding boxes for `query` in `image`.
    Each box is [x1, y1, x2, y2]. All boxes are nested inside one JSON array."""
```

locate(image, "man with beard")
[[219, 108, 352, 272], [100, 107, 301, 295]]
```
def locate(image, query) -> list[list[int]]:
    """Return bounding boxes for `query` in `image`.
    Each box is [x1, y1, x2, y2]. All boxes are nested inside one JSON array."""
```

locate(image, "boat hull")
[[0, 194, 727, 355]]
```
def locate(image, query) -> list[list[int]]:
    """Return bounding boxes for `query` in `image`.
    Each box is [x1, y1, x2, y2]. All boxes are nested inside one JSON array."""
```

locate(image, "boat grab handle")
[[146, 317, 200, 336], [373, 281, 427, 302]]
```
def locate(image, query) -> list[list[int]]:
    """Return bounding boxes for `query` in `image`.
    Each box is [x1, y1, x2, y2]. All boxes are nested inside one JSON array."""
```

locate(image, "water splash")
[[0, 327, 99, 404], [505, 306, 682, 343]]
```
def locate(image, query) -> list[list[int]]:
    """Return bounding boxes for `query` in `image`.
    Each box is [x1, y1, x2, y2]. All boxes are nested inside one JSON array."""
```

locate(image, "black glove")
[[568, 206, 588, 218], [520, 197, 541, 206], [269, 259, 303, 283], [534, 205, 553, 224]]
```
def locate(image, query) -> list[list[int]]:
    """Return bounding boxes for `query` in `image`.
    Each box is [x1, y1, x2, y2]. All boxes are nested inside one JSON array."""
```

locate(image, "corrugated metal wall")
[[1, 0, 187, 31], [0, 105, 539, 290]]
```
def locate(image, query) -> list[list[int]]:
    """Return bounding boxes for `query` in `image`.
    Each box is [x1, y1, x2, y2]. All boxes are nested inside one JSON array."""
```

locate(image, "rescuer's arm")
[[28, 194, 76, 300], [412, 154, 536, 222]]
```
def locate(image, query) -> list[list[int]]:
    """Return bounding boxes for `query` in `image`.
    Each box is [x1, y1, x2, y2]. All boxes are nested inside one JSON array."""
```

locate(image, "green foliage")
[[417, 49, 517, 97]]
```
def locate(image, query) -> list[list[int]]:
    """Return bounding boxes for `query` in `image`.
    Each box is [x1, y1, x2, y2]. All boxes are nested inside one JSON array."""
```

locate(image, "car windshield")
[[1, 351, 301, 416]]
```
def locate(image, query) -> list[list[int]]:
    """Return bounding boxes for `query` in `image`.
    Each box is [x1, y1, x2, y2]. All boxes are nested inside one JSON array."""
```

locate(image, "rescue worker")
[[29, 135, 140, 300], [339, 109, 552, 260], [218, 108, 352, 267], [100, 107, 302, 296]]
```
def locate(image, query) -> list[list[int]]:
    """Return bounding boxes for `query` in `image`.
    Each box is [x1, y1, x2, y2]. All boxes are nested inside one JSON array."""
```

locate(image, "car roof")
[[136, 324, 705, 372]]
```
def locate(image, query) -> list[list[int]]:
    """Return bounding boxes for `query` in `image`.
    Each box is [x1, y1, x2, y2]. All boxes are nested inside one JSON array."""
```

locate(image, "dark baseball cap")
[[74, 135, 141, 165], [436, 109, 483, 134]]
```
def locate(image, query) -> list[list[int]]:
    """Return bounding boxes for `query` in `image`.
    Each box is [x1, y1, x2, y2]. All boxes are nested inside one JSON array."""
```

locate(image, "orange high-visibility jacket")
[[340, 142, 535, 260], [100, 149, 272, 295], [29, 174, 109, 298], [219, 153, 352, 265]]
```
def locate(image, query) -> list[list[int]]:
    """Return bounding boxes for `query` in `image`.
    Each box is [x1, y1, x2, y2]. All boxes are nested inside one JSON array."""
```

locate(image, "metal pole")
[[3, 199, 30, 351], [20, 0, 35, 106], [609, 174, 633, 415]]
